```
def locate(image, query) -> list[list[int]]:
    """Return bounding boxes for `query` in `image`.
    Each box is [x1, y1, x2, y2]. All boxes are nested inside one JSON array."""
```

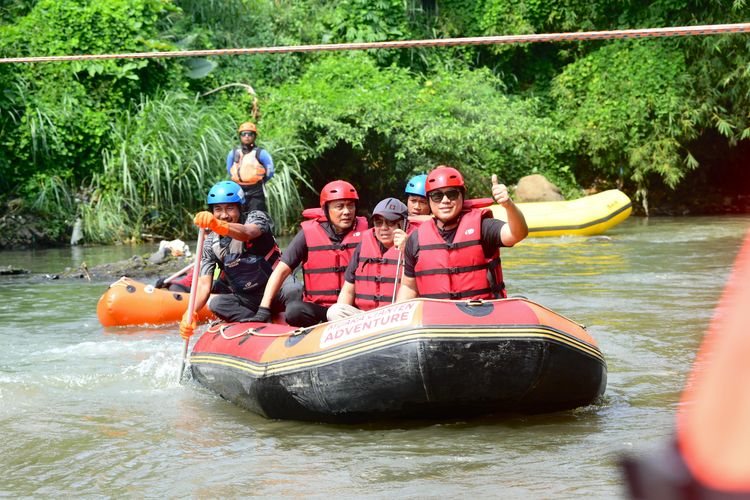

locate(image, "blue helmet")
[[405, 174, 428, 197], [207, 181, 245, 205]]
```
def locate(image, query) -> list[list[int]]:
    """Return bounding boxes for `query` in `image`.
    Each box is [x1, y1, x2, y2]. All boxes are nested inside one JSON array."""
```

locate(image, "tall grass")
[[263, 141, 315, 230], [80, 91, 312, 243]]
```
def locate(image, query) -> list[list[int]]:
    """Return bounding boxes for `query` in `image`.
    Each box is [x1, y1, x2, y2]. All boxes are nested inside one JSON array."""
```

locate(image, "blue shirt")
[[225, 147, 275, 182]]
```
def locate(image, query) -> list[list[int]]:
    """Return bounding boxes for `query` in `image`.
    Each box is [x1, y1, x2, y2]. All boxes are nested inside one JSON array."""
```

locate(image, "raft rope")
[[207, 322, 307, 339], [1, 22, 749, 64]]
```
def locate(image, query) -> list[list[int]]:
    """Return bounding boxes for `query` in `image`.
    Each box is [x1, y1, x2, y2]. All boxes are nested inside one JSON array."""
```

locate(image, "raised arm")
[[492, 174, 528, 247]]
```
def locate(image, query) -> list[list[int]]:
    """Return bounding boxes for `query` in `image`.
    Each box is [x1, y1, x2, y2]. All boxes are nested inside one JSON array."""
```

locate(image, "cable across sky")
[[1, 22, 750, 64]]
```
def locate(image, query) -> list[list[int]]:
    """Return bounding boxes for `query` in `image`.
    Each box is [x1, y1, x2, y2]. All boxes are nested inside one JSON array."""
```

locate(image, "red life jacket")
[[353, 228, 401, 311], [301, 216, 367, 306], [171, 268, 194, 291], [414, 208, 506, 300]]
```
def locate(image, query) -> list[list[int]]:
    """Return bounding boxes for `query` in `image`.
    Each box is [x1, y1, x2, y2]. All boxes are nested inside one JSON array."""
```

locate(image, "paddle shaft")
[[391, 218, 409, 304], [163, 263, 193, 285], [178, 228, 206, 382], [391, 251, 403, 303]]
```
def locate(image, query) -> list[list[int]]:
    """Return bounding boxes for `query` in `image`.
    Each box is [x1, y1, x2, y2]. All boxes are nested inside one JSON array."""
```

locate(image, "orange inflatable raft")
[[96, 277, 215, 327]]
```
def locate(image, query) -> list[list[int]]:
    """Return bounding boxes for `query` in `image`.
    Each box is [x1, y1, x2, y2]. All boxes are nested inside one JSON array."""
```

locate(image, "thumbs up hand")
[[491, 174, 511, 207]]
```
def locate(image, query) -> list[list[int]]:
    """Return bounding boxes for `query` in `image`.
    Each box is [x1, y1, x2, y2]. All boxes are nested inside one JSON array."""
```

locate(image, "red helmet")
[[425, 166, 464, 193], [320, 180, 359, 207]]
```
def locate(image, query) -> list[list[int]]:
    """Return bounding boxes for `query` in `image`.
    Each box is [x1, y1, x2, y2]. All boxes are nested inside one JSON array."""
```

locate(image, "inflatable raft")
[[97, 277, 215, 327], [189, 298, 607, 422], [493, 189, 632, 237]]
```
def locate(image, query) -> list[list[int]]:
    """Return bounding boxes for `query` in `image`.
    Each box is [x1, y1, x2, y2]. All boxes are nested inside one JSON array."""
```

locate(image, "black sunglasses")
[[240, 131, 256, 137], [428, 188, 461, 203]]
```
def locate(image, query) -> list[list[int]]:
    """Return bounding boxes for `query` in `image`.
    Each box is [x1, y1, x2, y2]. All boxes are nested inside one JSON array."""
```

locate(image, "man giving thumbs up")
[[395, 165, 528, 302]]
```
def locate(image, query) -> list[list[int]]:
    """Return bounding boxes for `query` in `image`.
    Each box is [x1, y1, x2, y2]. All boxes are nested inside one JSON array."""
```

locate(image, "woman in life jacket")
[[326, 197, 409, 320], [394, 166, 528, 302], [226, 121, 275, 213], [247, 180, 367, 327], [179, 181, 281, 339]]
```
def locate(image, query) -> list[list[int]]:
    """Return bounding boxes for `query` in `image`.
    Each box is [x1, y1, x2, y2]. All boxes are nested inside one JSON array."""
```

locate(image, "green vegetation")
[[1, 0, 749, 246]]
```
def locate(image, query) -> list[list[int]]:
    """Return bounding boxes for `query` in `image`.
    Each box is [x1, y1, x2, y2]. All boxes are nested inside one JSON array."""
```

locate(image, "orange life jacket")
[[230, 148, 266, 186]]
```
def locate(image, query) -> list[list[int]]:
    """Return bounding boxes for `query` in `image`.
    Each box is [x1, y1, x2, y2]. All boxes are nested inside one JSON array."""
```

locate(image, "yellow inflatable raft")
[[492, 189, 632, 237]]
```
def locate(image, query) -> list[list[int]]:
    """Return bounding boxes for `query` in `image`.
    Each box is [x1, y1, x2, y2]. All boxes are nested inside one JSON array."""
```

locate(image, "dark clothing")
[[403, 217, 506, 278], [208, 293, 261, 323], [199, 210, 278, 321], [283, 300, 329, 328], [199, 210, 275, 278]]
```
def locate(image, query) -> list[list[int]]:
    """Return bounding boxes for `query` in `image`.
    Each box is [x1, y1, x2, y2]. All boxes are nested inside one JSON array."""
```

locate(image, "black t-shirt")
[[403, 217, 506, 278], [280, 220, 355, 270]]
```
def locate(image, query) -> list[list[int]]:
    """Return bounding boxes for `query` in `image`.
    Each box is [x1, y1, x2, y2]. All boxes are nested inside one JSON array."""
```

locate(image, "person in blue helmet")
[[179, 181, 281, 340], [405, 174, 431, 217]]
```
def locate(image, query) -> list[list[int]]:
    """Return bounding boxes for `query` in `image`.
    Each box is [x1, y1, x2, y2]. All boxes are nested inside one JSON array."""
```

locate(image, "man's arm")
[[224, 210, 272, 242], [396, 276, 418, 302], [337, 281, 356, 306], [258, 149, 275, 182], [224, 221, 263, 242], [258, 261, 293, 309], [492, 174, 528, 247]]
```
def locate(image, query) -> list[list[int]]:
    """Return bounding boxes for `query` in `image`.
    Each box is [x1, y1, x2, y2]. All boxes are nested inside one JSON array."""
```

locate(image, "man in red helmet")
[[395, 166, 528, 302], [248, 180, 368, 327]]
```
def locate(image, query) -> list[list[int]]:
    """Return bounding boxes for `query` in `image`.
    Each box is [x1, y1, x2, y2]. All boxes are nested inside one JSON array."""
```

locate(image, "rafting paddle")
[[163, 263, 193, 286], [391, 218, 409, 303], [178, 227, 206, 383]]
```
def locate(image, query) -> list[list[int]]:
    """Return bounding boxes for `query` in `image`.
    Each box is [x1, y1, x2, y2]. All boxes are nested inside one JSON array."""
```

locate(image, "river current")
[[1, 215, 748, 498]]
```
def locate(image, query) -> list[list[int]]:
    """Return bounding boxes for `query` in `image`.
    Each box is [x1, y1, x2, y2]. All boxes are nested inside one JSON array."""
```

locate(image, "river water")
[[1, 216, 748, 498]]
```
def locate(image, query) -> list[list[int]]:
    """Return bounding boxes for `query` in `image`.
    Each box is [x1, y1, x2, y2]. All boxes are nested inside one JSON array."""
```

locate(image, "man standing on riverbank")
[[226, 121, 274, 213]]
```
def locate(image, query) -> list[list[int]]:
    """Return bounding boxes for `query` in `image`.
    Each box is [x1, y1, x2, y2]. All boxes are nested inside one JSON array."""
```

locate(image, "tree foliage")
[[1, 0, 749, 245], [552, 40, 696, 189], [0, 0, 178, 195]]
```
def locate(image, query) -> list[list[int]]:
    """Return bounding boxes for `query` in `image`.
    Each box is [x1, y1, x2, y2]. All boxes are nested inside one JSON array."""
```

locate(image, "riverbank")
[[3, 182, 749, 250]]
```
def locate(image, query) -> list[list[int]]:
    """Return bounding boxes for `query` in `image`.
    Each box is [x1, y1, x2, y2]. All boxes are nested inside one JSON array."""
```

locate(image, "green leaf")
[[184, 58, 217, 79]]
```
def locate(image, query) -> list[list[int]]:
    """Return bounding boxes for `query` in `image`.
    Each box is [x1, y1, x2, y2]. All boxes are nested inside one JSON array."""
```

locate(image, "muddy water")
[[1, 216, 747, 497]]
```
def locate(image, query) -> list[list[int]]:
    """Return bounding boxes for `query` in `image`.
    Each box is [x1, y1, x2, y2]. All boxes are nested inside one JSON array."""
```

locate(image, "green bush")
[[552, 40, 695, 190], [265, 55, 573, 207]]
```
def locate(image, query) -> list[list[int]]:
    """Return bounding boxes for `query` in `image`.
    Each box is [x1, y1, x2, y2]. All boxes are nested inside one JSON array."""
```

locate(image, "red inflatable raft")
[[189, 297, 607, 422], [97, 277, 215, 327]]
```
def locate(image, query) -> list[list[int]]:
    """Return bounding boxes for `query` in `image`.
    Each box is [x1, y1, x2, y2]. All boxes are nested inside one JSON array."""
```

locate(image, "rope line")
[[2, 22, 749, 64]]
